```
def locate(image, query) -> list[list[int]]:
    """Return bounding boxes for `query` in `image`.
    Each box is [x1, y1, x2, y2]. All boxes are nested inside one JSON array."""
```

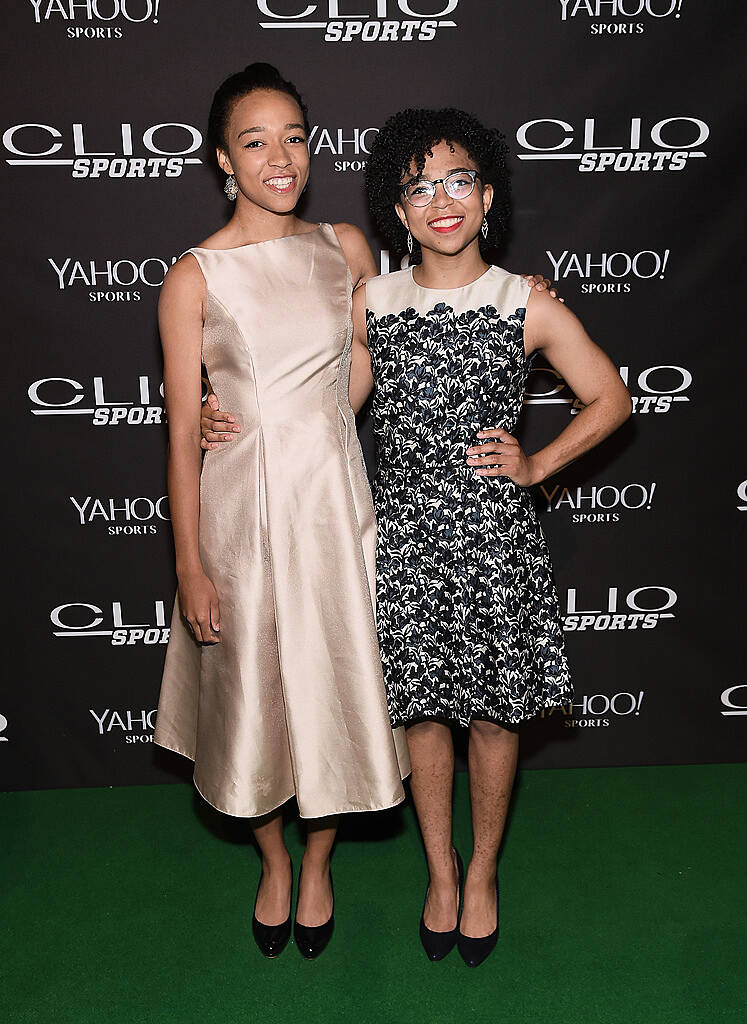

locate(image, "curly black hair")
[[365, 107, 511, 262]]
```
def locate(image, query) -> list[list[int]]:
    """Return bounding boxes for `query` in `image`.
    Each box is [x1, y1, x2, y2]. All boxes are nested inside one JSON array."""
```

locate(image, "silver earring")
[[481, 216, 489, 239], [224, 174, 238, 201], [407, 230, 413, 254]]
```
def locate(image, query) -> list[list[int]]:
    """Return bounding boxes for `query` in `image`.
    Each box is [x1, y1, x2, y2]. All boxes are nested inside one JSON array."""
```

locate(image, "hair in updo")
[[207, 62, 310, 151]]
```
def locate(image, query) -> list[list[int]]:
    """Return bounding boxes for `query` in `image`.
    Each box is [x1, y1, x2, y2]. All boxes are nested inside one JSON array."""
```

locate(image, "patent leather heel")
[[251, 860, 293, 959], [457, 874, 499, 968], [419, 849, 464, 962], [294, 867, 334, 960]]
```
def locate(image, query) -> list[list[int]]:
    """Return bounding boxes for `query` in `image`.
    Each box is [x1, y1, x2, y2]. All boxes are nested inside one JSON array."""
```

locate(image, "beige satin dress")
[[154, 223, 410, 818]]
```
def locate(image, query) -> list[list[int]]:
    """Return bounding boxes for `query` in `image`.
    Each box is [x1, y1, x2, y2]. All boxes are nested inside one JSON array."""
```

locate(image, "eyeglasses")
[[400, 169, 481, 208]]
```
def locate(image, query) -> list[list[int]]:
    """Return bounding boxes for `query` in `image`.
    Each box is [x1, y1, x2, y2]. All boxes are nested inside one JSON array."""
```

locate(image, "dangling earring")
[[407, 230, 413, 254], [224, 174, 238, 201], [481, 216, 489, 239]]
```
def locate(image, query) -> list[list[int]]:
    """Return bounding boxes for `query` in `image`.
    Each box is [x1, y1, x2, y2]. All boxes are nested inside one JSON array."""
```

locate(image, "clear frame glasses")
[[401, 169, 481, 208]]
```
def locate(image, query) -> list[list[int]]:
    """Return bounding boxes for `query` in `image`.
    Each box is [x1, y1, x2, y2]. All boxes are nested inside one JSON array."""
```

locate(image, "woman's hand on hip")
[[178, 568, 221, 643], [466, 428, 538, 487], [201, 392, 241, 450]]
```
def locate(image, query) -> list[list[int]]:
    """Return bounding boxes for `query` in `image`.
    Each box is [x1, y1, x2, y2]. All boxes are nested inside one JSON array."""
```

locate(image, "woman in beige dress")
[[154, 62, 409, 960]]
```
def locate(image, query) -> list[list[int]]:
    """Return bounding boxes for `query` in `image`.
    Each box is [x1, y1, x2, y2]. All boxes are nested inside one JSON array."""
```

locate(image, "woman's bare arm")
[[160, 255, 220, 642], [467, 288, 632, 484], [332, 222, 378, 414]]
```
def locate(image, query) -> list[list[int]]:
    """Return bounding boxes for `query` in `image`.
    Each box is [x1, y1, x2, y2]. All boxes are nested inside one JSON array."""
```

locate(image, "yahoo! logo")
[[89, 708, 157, 742], [542, 690, 646, 728], [28, 0, 162, 39], [545, 248, 672, 295], [558, 1, 684, 35], [47, 255, 178, 302], [540, 481, 657, 525], [308, 125, 379, 171], [70, 495, 170, 536]]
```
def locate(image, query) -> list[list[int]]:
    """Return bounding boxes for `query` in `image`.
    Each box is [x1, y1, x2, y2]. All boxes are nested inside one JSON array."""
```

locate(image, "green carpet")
[[2, 765, 745, 1024]]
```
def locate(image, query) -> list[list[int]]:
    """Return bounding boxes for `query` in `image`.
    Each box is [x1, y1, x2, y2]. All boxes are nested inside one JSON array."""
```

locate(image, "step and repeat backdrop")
[[2, 1, 744, 792]]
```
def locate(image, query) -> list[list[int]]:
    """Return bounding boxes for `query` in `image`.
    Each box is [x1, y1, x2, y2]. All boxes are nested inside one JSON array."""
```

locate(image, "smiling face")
[[217, 88, 310, 213], [395, 140, 493, 258]]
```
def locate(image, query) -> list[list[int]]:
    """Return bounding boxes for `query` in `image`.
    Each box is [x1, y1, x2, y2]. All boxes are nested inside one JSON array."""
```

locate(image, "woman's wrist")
[[176, 557, 204, 581], [525, 453, 548, 487]]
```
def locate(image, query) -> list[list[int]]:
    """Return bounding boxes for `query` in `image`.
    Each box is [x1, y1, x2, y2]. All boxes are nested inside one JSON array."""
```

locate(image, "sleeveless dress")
[[365, 265, 572, 728], [154, 224, 409, 818]]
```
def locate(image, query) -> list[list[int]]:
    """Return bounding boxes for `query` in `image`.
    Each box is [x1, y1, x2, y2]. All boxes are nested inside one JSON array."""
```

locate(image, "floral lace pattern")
[[367, 299, 572, 727]]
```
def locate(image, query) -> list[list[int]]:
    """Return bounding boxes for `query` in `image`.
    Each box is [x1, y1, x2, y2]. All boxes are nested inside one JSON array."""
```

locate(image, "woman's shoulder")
[[162, 249, 205, 294], [330, 221, 367, 246]]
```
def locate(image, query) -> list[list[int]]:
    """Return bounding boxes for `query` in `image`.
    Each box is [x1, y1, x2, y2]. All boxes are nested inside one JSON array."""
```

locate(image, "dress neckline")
[[409, 264, 494, 292], [191, 223, 325, 253]]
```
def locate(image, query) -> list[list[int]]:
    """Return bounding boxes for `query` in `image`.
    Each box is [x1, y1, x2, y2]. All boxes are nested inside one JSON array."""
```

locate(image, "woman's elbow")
[[617, 384, 633, 425], [596, 380, 632, 433], [606, 385, 633, 433]]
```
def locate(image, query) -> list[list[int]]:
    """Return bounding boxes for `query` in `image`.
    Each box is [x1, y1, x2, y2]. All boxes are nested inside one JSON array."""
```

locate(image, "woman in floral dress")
[[356, 107, 631, 967]]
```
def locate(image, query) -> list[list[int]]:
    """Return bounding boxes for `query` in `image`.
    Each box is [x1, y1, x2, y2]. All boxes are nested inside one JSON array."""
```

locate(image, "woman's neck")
[[224, 201, 305, 245], [412, 241, 488, 290]]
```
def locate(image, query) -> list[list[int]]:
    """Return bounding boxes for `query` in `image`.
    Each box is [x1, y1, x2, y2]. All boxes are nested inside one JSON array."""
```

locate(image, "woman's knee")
[[469, 718, 516, 742], [407, 718, 450, 738]]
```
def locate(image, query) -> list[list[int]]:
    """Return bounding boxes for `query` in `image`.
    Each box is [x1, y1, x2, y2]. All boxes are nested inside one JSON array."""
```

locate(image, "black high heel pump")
[[251, 861, 293, 959], [294, 866, 334, 960], [457, 874, 499, 968], [419, 849, 464, 961]]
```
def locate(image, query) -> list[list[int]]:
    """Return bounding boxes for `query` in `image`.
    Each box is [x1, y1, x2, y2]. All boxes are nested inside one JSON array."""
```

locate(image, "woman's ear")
[[394, 202, 409, 231], [217, 148, 234, 176], [482, 183, 494, 216]]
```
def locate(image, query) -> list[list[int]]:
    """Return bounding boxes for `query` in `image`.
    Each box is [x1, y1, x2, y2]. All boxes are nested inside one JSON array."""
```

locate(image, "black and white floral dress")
[[366, 265, 572, 728]]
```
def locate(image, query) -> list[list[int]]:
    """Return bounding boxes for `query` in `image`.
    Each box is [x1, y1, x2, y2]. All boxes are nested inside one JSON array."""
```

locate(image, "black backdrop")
[[2, 1, 745, 792]]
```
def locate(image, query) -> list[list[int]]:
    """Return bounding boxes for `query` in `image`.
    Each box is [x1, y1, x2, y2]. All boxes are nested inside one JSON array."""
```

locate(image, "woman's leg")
[[407, 720, 460, 930], [461, 719, 519, 937], [252, 808, 293, 925], [296, 816, 337, 926]]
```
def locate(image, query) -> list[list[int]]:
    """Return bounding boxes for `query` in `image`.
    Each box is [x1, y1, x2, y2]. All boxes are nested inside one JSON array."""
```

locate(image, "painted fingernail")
[[224, 434, 232, 441], [233, 426, 240, 432]]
